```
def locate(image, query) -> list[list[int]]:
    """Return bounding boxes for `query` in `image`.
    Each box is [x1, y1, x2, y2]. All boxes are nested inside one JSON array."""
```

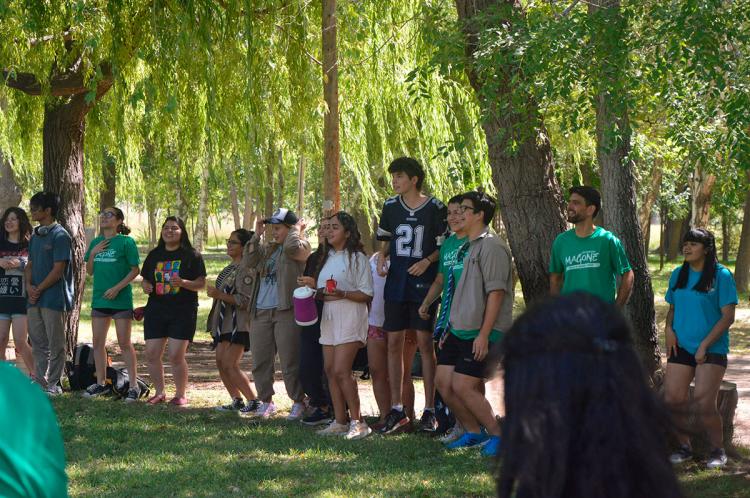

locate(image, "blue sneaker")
[[445, 431, 489, 450], [481, 435, 501, 457]]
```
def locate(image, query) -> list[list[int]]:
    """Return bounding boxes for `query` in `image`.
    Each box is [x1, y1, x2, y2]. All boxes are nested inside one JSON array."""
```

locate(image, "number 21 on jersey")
[[395, 224, 424, 258]]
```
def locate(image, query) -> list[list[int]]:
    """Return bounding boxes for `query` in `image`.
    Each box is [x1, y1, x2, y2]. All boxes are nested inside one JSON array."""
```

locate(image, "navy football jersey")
[[377, 195, 447, 303]]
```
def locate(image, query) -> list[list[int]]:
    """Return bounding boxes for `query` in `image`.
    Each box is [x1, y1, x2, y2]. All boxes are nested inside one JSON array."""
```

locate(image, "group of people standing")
[[0, 157, 738, 468]]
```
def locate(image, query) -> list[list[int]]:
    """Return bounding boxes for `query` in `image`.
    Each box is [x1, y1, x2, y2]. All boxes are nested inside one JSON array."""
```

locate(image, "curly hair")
[[314, 211, 365, 278], [0, 207, 33, 248]]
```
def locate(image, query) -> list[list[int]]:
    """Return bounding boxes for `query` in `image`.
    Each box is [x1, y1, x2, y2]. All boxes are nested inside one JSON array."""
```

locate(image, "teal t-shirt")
[[665, 264, 738, 355], [0, 363, 68, 497], [549, 227, 631, 303], [436, 234, 468, 328], [84, 234, 140, 310]]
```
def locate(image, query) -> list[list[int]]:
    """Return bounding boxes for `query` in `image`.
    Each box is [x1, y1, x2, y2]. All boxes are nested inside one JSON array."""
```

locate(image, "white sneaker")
[[438, 423, 465, 444], [316, 420, 349, 436], [255, 401, 276, 419], [345, 420, 372, 440], [286, 402, 306, 421], [706, 448, 728, 469]]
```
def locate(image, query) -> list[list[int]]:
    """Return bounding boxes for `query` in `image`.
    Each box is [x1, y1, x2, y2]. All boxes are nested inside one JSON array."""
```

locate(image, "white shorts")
[[319, 299, 368, 346]]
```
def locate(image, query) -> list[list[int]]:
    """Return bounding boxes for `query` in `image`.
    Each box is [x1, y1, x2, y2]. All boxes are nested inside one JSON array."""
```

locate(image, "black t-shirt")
[[0, 239, 28, 314], [141, 246, 206, 308], [377, 195, 447, 303]]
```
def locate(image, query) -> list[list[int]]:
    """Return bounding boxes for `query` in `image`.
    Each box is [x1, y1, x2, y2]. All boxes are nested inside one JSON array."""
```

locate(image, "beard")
[[567, 212, 583, 223]]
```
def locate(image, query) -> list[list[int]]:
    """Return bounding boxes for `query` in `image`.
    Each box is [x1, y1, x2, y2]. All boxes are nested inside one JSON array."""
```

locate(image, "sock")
[[392, 404, 403, 412]]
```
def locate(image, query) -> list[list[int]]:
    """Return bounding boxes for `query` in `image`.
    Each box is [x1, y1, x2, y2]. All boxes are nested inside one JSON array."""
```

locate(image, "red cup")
[[325, 277, 337, 293]]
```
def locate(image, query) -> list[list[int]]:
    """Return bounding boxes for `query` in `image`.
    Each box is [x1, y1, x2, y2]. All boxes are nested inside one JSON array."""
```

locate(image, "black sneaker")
[[216, 397, 245, 412], [419, 410, 438, 432], [238, 399, 262, 417], [379, 409, 410, 435], [301, 407, 332, 426], [706, 448, 728, 469], [124, 387, 140, 403], [83, 383, 111, 398], [669, 444, 692, 464]]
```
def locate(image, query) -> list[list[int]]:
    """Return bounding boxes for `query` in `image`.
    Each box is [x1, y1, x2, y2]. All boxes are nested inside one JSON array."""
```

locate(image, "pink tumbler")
[[293, 286, 318, 326]]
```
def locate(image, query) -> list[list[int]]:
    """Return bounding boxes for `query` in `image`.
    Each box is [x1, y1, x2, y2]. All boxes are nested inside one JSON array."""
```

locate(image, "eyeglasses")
[[162, 226, 181, 232], [99, 211, 116, 219], [226, 239, 241, 246], [459, 205, 479, 213]]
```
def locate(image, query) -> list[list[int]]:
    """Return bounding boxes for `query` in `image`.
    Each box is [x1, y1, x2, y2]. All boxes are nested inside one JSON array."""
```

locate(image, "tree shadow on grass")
[[56, 396, 496, 498]]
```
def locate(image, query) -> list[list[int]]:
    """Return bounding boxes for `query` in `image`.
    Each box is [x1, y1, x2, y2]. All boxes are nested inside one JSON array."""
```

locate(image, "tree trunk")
[[147, 204, 158, 249], [322, 0, 340, 215], [193, 162, 209, 252], [638, 164, 662, 256], [666, 217, 689, 261], [455, 0, 567, 303], [42, 95, 90, 358], [690, 164, 716, 228], [277, 147, 285, 207], [721, 211, 730, 264], [735, 170, 750, 292], [589, 0, 659, 375], [265, 153, 274, 218], [0, 150, 22, 213], [297, 155, 306, 214], [99, 151, 116, 213], [242, 180, 255, 230]]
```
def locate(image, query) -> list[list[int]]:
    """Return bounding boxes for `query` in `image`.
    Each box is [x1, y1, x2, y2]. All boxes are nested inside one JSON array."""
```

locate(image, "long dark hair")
[[496, 293, 682, 498], [157, 216, 193, 251], [103, 206, 131, 235], [314, 211, 365, 278], [308, 217, 331, 280], [672, 228, 717, 293], [0, 207, 32, 248], [231, 228, 254, 247]]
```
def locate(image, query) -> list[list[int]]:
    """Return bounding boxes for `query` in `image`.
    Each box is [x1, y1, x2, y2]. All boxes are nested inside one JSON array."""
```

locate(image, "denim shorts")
[[0, 312, 26, 320]]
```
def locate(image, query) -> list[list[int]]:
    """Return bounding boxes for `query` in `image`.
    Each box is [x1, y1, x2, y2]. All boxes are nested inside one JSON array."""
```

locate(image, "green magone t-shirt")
[[439, 234, 501, 342], [84, 234, 140, 310], [549, 227, 631, 303], [0, 363, 68, 497]]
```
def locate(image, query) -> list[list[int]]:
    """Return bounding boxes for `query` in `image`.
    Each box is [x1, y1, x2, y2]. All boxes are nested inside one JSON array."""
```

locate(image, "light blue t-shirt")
[[256, 246, 281, 310], [28, 224, 74, 312], [665, 264, 738, 355]]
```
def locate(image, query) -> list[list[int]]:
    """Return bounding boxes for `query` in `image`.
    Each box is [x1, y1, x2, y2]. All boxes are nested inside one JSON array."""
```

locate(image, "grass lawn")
[[40, 248, 749, 496]]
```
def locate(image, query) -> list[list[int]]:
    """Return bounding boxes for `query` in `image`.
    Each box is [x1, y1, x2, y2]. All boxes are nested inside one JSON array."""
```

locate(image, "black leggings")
[[299, 302, 331, 408]]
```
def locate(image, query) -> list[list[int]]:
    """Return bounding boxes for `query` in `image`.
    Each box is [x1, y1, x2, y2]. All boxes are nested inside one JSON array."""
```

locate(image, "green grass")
[[50, 249, 749, 496]]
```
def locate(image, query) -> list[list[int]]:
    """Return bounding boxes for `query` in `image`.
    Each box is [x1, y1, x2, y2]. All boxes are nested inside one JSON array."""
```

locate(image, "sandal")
[[147, 393, 166, 405], [168, 396, 188, 407]]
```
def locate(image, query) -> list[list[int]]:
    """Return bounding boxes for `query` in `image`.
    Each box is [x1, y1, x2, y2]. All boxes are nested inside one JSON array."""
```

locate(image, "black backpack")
[[66, 343, 97, 391], [106, 366, 151, 399]]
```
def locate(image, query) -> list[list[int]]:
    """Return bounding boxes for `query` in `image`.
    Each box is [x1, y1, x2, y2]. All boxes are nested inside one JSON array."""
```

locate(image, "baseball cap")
[[264, 208, 298, 225]]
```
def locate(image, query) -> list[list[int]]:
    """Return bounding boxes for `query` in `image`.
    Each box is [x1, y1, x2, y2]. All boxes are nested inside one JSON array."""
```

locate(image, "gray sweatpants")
[[27, 306, 67, 388]]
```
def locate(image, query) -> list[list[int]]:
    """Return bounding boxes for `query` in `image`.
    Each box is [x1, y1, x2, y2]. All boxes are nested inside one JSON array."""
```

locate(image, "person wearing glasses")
[[0, 207, 35, 376], [25, 192, 74, 396], [140, 217, 206, 406], [207, 228, 261, 415], [82, 207, 141, 401]]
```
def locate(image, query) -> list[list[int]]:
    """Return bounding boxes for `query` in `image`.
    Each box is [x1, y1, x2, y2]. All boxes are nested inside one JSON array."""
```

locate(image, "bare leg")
[[114, 317, 138, 385], [324, 345, 348, 425], [693, 363, 727, 449], [416, 330, 436, 409], [402, 335, 417, 420], [367, 337, 390, 419], [333, 342, 364, 421], [386, 331, 406, 408], [11, 316, 35, 375], [225, 343, 257, 401], [453, 373, 500, 436], [0, 319, 10, 361], [663, 362, 695, 446], [167, 338, 190, 398], [145, 338, 168, 396], [216, 342, 241, 399], [91, 316, 111, 384]]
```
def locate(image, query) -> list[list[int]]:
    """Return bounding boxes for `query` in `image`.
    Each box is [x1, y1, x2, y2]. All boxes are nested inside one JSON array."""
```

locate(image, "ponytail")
[[117, 223, 131, 235]]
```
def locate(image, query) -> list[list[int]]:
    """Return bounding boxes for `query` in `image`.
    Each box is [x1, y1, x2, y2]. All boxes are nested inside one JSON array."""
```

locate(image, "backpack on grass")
[[66, 343, 97, 391], [106, 366, 151, 399]]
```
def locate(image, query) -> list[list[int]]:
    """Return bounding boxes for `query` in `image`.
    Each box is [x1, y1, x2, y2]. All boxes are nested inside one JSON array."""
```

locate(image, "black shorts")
[[92, 308, 133, 320], [668, 345, 727, 368], [143, 305, 197, 342], [382, 300, 437, 333], [218, 331, 251, 352], [437, 332, 493, 379]]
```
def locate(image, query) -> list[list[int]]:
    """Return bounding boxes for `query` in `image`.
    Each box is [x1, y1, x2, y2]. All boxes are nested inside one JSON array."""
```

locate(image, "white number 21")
[[395, 224, 424, 258]]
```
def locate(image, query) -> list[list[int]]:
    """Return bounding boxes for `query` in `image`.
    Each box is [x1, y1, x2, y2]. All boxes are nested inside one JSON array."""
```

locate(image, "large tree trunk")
[[193, 162, 209, 252], [0, 150, 22, 213], [735, 170, 750, 292], [42, 95, 91, 358], [322, 0, 340, 215], [226, 158, 241, 230], [99, 151, 116, 213], [690, 164, 716, 228], [265, 152, 274, 218], [721, 212, 730, 264], [589, 0, 659, 375], [666, 217, 689, 261], [276, 147, 285, 207], [455, 0, 567, 303], [242, 180, 255, 230]]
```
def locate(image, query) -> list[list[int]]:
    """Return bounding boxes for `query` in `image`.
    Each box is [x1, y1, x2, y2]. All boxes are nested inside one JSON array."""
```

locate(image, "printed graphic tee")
[[549, 227, 631, 303], [377, 195, 447, 303], [141, 246, 206, 308], [0, 239, 28, 315], [84, 234, 140, 310]]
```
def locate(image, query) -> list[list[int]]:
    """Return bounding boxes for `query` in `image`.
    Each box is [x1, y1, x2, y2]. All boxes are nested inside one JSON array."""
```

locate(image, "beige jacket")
[[242, 226, 311, 314], [207, 261, 258, 335]]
